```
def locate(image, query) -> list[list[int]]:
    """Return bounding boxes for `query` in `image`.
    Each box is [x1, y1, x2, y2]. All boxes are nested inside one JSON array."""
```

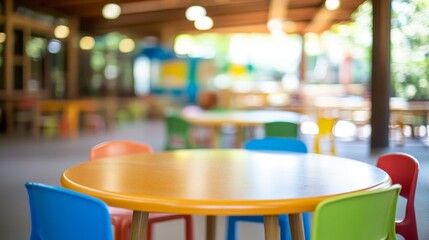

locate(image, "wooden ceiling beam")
[[14, 0, 365, 37], [304, 5, 338, 33], [268, 0, 289, 20]]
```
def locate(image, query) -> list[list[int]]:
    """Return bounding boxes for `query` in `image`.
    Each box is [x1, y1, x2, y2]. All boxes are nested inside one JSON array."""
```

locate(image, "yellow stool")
[[313, 117, 337, 155]]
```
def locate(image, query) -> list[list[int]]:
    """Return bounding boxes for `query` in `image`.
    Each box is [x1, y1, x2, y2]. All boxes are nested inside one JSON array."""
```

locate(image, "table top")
[[182, 109, 302, 127], [61, 149, 390, 215]]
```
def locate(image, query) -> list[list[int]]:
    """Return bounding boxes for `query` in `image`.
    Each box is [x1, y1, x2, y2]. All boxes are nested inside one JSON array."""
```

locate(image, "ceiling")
[[14, 0, 365, 39]]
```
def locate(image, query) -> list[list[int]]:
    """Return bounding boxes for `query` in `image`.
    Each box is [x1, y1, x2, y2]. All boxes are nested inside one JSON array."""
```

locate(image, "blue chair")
[[25, 182, 113, 240], [227, 137, 311, 240], [243, 137, 308, 153]]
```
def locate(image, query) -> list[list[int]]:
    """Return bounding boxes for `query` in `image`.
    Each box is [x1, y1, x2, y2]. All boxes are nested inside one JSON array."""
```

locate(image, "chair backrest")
[[376, 152, 419, 203], [164, 115, 193, 150], [90, 140, 153, 160], [376, 152, 419, 239], [25, 182, 112, 240], [264, 121, 299, 138], [317, 117, 336, 136], [244, 137, 308, 153], [311, 184, 401, 240]]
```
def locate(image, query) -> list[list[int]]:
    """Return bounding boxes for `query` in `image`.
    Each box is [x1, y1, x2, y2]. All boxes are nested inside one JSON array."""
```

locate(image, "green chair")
[[164, 115, 194, 150], [264, 121, 299, 138], [311, 184, 401, 240]]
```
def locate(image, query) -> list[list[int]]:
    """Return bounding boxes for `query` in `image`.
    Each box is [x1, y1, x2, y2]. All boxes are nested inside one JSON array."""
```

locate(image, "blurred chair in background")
[[243, 137, 308, 153], [264, 121, 299, 138], [313, 117, 336, 155], [377, 152, 419, 240], [90, 140, 194, 240], [164, 115, 194, 150], [25, 182, 113, 240]]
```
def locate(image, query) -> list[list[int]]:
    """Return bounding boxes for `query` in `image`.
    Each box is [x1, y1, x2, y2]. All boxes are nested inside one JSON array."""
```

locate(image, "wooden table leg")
[[212, 126, 221, 148], [264, 215, 280, 240], [288, 213, 305, 240], [65, 104, 79, 139], [131, 211, 149, 240], [206, 216, 216, 240]]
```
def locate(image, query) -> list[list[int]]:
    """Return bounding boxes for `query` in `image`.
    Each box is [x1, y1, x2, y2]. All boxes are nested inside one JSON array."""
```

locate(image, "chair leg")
[[313, 136, 321, 154], [279, 217, 292, 240], [330, 136, 336, 155], [120, 218, 132, 240], [396, 219, 419, 240], [120, 215, 193, 240], [110, 217, 125, 240], [302, 212, 311, 240], [184, 215, 194, 240], [147, 222, 154, 240], [226, 217, 238, 240]]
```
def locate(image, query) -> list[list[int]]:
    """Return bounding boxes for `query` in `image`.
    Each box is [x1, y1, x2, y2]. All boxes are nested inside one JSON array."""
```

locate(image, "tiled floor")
[[0, 119, 428, 239]]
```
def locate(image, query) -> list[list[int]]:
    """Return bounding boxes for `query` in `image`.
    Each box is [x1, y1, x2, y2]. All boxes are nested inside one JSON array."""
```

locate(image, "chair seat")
[[108, 206, 133, 216], [108, 206, 191, 220]]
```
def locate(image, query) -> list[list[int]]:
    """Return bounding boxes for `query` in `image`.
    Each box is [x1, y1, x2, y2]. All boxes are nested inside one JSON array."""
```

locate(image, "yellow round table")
[[61, 149, 390, 240], [182, 109, 302, 147], [182, 109, 302, 127]]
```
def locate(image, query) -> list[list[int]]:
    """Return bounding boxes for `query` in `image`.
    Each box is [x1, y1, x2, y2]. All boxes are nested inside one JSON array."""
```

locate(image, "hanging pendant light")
[[185, 5, 206, 21], [54, 25, 70, 39], [325, 0, 340, 10], [102, 3, 121, 19], [194, 16, 213, 30]]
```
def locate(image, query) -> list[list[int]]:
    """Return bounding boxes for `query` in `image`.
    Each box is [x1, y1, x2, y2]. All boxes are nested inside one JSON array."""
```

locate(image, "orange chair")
[[376, 152, 420, 240], [90, 140, 194, 240], [313, 117, 336, 155]]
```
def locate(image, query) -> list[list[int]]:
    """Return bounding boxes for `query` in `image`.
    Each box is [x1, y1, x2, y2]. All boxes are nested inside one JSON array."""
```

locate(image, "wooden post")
[[67, 17, 79, 98], [370, 0, 391, 149], [4, 0, 14, 134]]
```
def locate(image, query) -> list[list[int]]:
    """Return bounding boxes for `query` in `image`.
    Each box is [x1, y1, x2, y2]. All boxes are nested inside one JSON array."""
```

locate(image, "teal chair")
[[264, 121, 299, 138], [312, 184, 401, 240], [164, 115, 194, 150], [244, 137, 308, 153], [25, 182, 113, 240], [227, 137, 311, 240]]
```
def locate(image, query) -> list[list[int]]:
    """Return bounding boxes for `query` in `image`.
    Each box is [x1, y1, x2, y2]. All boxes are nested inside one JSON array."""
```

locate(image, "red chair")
[[90, 140, 194, 240], [377, 152, 419, 240]]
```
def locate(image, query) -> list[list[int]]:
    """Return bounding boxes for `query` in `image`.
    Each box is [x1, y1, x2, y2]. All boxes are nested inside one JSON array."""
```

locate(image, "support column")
[[67, 17, 79, 98], [370, 0, 391, 149], [4, 0, 14, 134], [299, 34, 306, 83]]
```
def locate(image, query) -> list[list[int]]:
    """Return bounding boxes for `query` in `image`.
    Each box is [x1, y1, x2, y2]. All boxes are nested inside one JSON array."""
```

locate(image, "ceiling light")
[[54, 25, 70, 39], [267, 19, 283, 31], [47, 39, 62, 54], [0, 32, 6, 43], [79, 36, 95, 50], [119, 38, 135, 53], [102, 3, 121, 19], [185, 6, 206, 21], [325, 0, 340, 10], [194, 16, 213, 30]]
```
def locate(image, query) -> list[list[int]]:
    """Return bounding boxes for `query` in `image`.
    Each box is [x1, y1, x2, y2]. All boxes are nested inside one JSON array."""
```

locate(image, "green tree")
[[391, 0, 429, 100]]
